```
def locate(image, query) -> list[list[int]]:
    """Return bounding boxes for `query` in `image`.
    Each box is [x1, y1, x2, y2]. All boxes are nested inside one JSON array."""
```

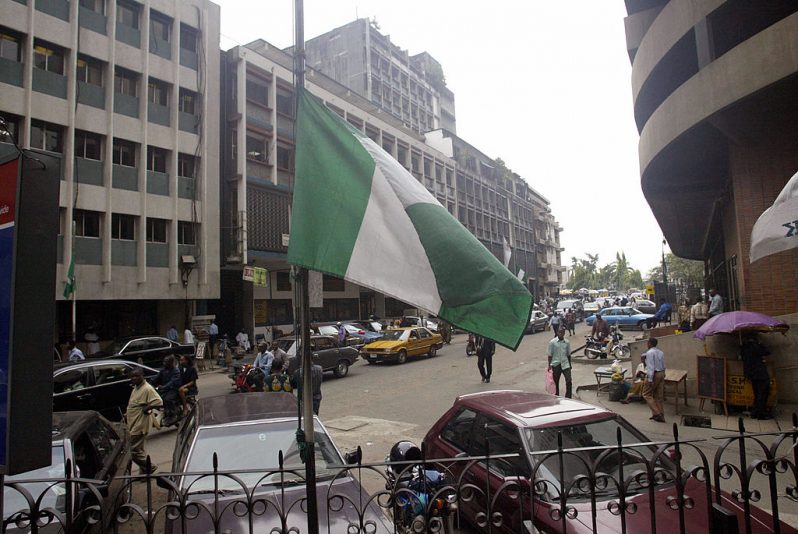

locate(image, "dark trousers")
[[552, 365, 572, 398], [750, 378, 770, 417], [477, 352, 493, 380]]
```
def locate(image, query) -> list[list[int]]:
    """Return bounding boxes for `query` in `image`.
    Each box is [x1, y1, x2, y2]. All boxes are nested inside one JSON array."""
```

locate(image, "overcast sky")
[[214, 1, 667, 275]]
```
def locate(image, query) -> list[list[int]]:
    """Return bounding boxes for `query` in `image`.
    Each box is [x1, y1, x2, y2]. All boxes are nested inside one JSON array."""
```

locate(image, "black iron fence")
[[3, 416, 798, 533]]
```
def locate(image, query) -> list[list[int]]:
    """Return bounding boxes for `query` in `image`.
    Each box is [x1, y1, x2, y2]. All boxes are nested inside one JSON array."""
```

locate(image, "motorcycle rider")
[[150, 355, 182, 425], [177, 354, 198, 416], [439, 320, 452, 344], [591, 314, 610, 341]]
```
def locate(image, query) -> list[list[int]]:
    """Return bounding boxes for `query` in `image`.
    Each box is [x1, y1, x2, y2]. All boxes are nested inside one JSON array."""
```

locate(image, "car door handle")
[[76, 394, 92, 400]]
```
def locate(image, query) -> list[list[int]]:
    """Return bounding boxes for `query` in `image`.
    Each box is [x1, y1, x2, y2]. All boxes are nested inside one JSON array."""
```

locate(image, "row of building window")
[[11, 117, 199, 177], [70, 210, 196, 244], [74, 0, 199, 52], [3, 29, 200, 106]]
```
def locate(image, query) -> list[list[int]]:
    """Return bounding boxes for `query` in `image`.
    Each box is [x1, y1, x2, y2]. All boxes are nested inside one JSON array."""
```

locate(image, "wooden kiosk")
[[697, 355, 777, 416]]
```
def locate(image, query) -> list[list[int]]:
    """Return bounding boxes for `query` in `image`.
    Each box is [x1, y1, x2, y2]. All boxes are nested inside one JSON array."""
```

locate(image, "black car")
[[91, 336, 194, 367], [4, 411, 132, 532], [54, 359, 159, 420], [274, 335, 359, 378]]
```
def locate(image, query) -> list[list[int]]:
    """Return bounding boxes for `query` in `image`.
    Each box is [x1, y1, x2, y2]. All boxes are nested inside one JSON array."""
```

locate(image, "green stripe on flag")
[[406, 202, 532, 350], [63, 255, 75, 299], [288, 89, 375, 276]]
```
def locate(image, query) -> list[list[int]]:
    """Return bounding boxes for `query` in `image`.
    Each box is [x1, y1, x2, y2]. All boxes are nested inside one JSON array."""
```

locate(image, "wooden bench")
[[663, 369, 688, 414]]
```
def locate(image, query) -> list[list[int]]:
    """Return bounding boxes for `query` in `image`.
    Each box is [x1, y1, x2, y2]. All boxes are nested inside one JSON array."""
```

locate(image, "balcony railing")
[[3, 416, 797, 533]]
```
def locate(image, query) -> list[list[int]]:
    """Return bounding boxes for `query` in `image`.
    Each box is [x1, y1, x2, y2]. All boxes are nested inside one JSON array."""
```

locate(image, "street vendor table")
[[663, 369, 688, 414], [595, 367, 627, 397]]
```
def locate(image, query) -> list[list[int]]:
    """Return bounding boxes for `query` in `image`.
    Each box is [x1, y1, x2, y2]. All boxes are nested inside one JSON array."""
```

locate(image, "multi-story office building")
[[624, 1, 798, 314], [0, 0, 221, 340], [424, 130, 563, 298], [300, 18, 456, 134], [219, 37, 563, 340]]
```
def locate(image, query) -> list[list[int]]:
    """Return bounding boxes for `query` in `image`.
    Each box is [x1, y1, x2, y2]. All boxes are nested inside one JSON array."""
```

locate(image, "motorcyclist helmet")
[[389, 440, 422, 463], [336, 321, 342, 326]]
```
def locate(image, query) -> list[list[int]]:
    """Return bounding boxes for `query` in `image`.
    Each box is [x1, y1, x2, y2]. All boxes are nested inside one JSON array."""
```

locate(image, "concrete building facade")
[[0, 0, 221, 341], [624, 0, 798, 315], [300, 18, 456, 134]]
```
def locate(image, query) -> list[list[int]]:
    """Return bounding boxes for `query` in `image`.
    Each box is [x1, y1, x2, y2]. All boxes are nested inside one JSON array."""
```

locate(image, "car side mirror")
[[344, 448, 362, 465]]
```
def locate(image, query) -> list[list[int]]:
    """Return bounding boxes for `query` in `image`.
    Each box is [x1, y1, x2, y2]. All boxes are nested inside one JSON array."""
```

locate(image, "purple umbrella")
[[693, 311, 789, 340]]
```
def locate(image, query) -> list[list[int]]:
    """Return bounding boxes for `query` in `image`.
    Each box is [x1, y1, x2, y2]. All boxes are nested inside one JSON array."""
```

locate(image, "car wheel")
[[428, 346, 436, 358], [396, 350, 407, 364], [333, 360, 350, 378], [639, 321, 649, 331]]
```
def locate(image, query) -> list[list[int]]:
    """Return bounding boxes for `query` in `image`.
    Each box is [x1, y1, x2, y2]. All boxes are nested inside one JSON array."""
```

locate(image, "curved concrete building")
[[625, 0, 798, 315]]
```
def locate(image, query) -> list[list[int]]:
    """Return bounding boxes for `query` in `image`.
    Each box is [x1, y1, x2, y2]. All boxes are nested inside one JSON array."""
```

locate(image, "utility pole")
[[661, 238, 668, 297], [292, 1, 319, 533]]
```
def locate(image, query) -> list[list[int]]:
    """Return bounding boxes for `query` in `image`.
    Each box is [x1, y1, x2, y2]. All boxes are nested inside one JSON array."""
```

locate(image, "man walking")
[[166, 325, 178, 342], [642, 337, 666, 422], [477, 336, 496, 383], [708, 288, 724, 318], [547, 327, 572, 398], [549, 312, 561, 334], [293, 355, 324, 415], [208, 320, 219, 356], [126, 368, 162, 474]]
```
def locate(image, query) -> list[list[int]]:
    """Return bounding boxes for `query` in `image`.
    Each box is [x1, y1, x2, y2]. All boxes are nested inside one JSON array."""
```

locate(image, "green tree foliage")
[[567, 251, 647, 291], [647, 253, 704, 287]]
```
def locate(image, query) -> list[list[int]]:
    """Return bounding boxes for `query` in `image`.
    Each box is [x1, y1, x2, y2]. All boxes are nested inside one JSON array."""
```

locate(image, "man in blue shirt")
[[642, 337, 666, 422], [547, 327, 572, 398], [645, 298, 672, 329], [166, 325, 178, 342]]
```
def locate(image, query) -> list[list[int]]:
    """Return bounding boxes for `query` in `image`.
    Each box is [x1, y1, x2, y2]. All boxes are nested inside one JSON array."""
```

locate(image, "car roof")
[[454, 390, 610, 428], [52, 411, 101, 440], [54, 359, 158, 373], [195, 393, 298, 426]]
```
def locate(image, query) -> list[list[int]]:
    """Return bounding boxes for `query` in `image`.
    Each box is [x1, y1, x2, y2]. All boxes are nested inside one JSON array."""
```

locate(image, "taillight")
[[358, 330, 365, 334]]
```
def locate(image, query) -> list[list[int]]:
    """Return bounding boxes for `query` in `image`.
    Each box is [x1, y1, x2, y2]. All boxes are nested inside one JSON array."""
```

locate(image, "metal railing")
[[3, 416, 798, 533]]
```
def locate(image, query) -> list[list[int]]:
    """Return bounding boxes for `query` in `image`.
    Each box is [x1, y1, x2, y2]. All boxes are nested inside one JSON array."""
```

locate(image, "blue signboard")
[[0, 157, 19, 470]]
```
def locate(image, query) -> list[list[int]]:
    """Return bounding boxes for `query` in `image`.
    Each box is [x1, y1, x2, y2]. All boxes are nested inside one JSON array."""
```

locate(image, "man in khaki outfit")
[[642, 337, 666, 422], [126, 368, 162, 474]]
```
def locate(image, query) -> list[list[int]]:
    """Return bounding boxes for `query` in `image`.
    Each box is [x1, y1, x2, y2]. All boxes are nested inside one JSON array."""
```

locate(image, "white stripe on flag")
[[346, 162, 443, 314]]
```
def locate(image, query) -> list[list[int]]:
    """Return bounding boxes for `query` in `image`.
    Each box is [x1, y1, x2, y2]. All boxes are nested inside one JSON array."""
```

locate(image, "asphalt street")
[[139, 321, 798, 527]]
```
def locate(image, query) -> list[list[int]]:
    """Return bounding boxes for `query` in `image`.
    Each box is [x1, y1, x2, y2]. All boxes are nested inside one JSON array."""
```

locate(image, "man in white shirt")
[[208, 320, 219, 355], [68, 340, 85, 362], [183, 326, 194, 345], [84, 327, 100, 356], [708, 288, 724, 318], [642, 337, 666, 422]]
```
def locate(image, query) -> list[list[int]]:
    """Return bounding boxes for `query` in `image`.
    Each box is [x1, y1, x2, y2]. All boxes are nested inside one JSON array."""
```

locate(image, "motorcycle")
[[232, 364, 265, 393], [385, 441, 457, 534], [152, 390, 195, 427], [584, 325, 630, 359], [465, 333, 476, 357]]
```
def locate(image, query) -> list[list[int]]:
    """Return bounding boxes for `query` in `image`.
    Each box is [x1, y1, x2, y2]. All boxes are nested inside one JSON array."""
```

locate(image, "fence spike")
[[673, 422, 679, 440], [738, 417, 746, 434]]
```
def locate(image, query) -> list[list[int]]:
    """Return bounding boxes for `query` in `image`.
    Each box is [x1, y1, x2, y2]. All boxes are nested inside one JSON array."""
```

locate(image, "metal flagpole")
[[71, 221, 76, 342], [293, 1, 319, 532]]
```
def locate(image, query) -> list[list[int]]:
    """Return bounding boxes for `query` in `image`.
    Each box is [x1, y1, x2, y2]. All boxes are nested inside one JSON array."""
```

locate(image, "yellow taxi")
[[361, 327, 444, 364]]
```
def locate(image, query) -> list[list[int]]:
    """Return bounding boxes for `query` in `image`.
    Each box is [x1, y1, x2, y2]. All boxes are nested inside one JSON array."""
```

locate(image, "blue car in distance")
[[585, 306, 654, 330]]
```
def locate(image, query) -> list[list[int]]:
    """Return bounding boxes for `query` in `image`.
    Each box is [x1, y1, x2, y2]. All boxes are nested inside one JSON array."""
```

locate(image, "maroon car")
[[161, 393, 391, 533], [423, 390, 797, 533]]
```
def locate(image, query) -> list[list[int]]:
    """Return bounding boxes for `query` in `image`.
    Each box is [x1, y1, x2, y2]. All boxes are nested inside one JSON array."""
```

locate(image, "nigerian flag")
[[288, 89, 532, 350]]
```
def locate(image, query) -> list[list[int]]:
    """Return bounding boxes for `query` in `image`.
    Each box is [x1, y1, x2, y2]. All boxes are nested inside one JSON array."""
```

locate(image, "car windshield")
[[182, 419, 343, 493], [4, 446, 66, 518], [368, 322, 382, 332], [106, 340, 127, 354], [276, 339, 295, 356], [524, 418, 673, 500], [343, 324, 361, 334], [380, 330, 406, 341], [317, 325, 338, 336]]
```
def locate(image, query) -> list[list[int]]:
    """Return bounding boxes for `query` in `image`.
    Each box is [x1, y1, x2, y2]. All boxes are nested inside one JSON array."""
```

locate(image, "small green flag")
[[63, 256, 76, 298]]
